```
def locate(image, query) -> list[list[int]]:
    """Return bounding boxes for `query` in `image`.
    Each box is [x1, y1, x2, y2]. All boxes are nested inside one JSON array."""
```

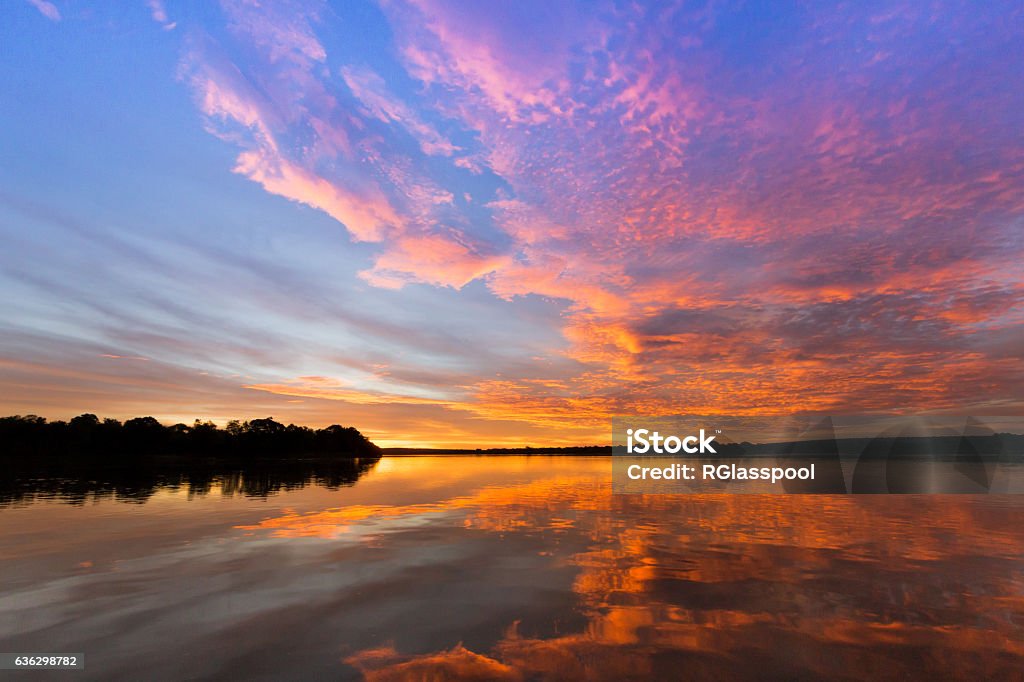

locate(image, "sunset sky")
[[1, 0, 1022, 447]]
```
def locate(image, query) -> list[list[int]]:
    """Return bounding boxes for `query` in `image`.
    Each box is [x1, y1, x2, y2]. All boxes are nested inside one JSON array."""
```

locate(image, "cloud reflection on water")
[[2, 456, 1023, 680], [236, 461, 1024, 680]]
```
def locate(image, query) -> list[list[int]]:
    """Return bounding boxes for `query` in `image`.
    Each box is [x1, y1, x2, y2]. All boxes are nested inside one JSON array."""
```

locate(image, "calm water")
[[2, 456, 1024, 681]]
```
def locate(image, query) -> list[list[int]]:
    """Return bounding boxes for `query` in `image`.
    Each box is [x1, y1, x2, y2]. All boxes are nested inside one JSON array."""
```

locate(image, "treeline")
[[0, 414, 381, 459]]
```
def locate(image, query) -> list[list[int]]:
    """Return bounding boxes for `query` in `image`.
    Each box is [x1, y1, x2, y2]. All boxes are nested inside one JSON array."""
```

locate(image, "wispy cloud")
[[146, 0, 176, 30], [26, 0, 60, 22], [341, 65, 458, 157]]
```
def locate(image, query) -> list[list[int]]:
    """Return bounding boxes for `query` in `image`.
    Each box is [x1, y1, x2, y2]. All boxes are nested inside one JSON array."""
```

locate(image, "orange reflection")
[[253, 467, 1024, 680]]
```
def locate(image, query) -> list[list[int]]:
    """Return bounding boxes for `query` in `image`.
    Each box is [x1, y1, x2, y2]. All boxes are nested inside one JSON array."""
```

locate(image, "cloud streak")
[[26, 0, 60, 22]]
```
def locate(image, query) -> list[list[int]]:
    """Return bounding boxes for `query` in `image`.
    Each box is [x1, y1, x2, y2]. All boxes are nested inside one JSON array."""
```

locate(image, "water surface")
[[2, 456, 1023, 680]]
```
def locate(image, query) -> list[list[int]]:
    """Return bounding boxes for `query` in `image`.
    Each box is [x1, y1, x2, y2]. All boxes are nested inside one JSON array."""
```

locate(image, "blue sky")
[[2, 0, 1022, 446]]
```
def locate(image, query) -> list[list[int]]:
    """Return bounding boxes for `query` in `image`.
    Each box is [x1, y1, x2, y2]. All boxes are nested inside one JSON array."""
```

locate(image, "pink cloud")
[[146, 0, 175, 30], [233, 148, 399, 242], [174, 0, 1024, 430], [361, 232, 506, 290], [26, 0, 60, 22], [341, 66, 459, 157], [221, 0, 326, 67], [181, 4, 512, 294], [385, 0, 589, 123]]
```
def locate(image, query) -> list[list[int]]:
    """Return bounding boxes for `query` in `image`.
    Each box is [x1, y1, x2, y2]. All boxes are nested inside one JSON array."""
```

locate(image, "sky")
[[1, 0, 1022, 447]]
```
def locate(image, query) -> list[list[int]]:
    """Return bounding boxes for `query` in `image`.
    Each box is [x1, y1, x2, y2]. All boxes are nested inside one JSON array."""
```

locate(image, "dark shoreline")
[[383, 446, 612, 455], [387, 434, 1024, 459]]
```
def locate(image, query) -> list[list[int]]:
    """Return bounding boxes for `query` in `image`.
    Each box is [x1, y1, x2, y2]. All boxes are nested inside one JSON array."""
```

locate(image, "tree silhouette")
[[0, 414, 381, 460]]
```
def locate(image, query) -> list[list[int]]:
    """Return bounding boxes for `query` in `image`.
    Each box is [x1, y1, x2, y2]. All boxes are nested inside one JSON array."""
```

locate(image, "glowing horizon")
[[1, 1, 1022, 448]]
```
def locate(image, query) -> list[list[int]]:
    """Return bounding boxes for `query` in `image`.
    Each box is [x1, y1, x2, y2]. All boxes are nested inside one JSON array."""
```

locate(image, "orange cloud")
[[233, 148, 399, 242], [361, 233, 507, 290]]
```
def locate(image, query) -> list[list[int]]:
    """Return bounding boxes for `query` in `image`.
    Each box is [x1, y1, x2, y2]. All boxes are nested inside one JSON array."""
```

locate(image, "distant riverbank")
[[383, 446, 612, 456]]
